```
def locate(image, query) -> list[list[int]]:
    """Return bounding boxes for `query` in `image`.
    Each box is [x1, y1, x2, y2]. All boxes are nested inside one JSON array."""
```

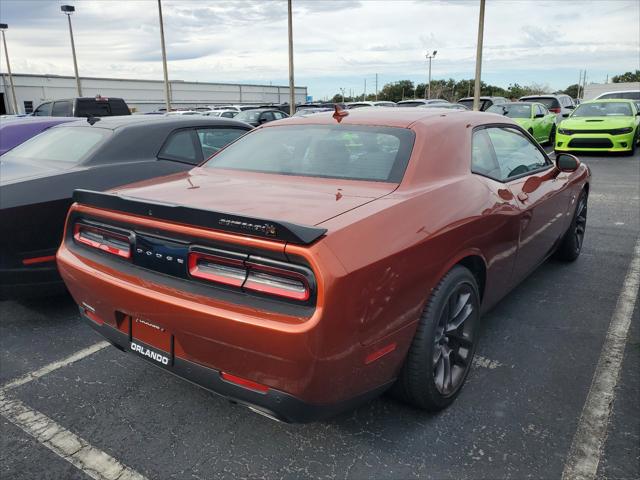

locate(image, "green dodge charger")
[[487, 102, 556, 144], [555, 99, 639, 155]]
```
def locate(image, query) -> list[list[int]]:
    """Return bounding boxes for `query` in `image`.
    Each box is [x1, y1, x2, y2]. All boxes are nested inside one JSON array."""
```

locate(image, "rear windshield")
[[458, 99, 491, 110], [397, 101, 425, 108], [1, 126, 111, 165], [522, 97, 560, 109], [598, 91, 640, 100], [487, 104, 531, 118], [76, 99, 130, 117], [572, 102, 633, 117], [235, 110, 262, 122], [204, 125, 415, 182]]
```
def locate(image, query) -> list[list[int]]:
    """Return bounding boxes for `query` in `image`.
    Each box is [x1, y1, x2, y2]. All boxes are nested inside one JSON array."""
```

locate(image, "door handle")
[[517, 192, 529, 202]]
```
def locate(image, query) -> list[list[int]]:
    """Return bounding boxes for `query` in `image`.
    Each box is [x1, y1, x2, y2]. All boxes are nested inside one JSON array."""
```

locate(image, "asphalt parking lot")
[[1, 150, 638, 480]]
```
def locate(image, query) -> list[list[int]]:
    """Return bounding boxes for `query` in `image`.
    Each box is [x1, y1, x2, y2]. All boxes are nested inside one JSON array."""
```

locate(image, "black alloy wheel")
[[432, 283, 477, 395], [391, 265, 480, 411]]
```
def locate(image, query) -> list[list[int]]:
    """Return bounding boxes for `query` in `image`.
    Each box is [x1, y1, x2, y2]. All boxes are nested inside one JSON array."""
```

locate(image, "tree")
[[562, 84, 580, 99], [378, 80, 415, 102], [612, 70, 640, 83]]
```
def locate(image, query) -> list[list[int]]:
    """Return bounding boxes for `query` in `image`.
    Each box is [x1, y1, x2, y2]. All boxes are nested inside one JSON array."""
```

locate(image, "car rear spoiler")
[[72, 189, 327, 245]]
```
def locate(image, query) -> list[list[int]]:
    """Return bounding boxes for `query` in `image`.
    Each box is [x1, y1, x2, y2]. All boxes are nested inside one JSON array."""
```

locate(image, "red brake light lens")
[[244, 262, 310, 301], [188, 251, 246, 287], [73, 223, 131, 259], [187, 250, 312, 302], [549, 107, 561, 114]]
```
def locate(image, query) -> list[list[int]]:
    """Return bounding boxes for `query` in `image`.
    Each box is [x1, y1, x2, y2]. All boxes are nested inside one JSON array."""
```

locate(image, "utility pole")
[[375, 73, 378, 101], [425, 50, 437, 100], [287, 0, 295, 115], [340, 88, 345, 103], [576, 69, 582, 99], [157, 0, 171, 112], [61, 5, 82, 97], [472, 0, 485, 111], [0, 24, 18, 114], [363, 78, 366, 101]]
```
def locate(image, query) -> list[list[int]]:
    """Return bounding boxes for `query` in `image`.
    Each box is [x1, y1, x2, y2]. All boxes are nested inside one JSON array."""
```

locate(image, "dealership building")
[[0, 73, 309, 114]]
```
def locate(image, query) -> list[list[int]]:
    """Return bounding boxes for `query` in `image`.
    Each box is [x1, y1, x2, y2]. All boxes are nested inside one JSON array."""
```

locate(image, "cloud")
[[0, 0, 637, 99]]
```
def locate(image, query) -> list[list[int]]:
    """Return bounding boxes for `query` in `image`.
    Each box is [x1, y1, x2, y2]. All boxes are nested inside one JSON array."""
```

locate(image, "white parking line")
[[1, 341, 110, 391], [0, 340, 146, 479], [0, 392, 147, 480], [562, 237, 640, 480]]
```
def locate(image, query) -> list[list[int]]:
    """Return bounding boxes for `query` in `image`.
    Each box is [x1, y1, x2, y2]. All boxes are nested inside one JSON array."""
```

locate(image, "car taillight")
[[73, 223, 132, 259], [187, 250, 312, 302], [244, 262, 310, 301], [549, 107, 561, 114], [188, 251, 246, 287]]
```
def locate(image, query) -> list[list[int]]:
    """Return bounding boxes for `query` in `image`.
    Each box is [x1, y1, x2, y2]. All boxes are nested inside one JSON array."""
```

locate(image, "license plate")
[[129, 341, 171, 366], [130, 317, 172, 366]]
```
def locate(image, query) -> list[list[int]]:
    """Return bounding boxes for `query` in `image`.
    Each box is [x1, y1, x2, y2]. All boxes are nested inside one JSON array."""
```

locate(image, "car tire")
[[548, 126, 556, 145], [391, 265, 480, 411], [555, 189, 588, 262]]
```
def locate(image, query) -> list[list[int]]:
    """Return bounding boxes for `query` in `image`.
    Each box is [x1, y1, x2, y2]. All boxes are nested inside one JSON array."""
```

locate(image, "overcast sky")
[[1, 0, 638, 99]]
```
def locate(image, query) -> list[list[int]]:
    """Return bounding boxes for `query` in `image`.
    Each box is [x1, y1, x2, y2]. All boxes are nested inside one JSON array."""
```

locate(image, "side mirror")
[[534, 113, 544, 118], [562, 113, 570, 118], [258, 117, 267, 124], [556, 153, 580, 173]]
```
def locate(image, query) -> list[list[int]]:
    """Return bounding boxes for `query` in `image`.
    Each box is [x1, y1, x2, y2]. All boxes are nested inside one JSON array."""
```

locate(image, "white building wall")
[[0, 73, 308, 114], [583, 82, 640, 100]]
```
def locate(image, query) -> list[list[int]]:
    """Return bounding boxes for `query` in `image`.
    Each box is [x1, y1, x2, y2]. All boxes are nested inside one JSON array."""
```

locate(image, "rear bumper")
[[84, 310, 393, 423]]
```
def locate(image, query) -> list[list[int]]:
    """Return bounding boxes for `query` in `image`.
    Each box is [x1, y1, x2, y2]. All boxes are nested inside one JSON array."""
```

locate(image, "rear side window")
[[159, 129, 199, 164], [51, 100, 73, 116], [204, 125, 415, 183], [599, 91, 640, 100], [196, 128, 247, 159], [33, 102, 52, 116], [1, 127, 110, 165]]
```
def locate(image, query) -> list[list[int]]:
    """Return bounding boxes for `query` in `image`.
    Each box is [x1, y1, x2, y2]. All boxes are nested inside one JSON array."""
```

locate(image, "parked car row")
[[0, 116, 253, 298], [481, 91, 640, 154]]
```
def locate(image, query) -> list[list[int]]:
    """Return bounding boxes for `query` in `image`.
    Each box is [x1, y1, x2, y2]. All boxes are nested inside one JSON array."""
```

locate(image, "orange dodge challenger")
[[57, 107, 590, 422]]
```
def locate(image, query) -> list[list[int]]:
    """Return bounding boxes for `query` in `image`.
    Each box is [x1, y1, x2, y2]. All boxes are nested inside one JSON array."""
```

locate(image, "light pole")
[[287, 0, 295, 115], [0, 23, 18, 114], [425, 50, 437, 100], [61, 5, 82, 97], [157, 0, 171, 112], [472, 0, 485, 111]]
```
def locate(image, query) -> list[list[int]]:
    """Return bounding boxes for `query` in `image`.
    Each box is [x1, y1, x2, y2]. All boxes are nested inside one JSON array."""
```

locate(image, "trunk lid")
[[112, 168, 397, 227]]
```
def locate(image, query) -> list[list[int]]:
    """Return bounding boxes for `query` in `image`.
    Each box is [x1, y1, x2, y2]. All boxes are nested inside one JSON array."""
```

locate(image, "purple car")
[[0, 117, 77, 155]]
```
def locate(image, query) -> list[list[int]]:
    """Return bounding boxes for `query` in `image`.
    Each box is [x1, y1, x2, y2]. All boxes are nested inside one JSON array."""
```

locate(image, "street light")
[[425, 50, 437, 100], [61, 5, 82, 97], [0, 23, 19, 114]]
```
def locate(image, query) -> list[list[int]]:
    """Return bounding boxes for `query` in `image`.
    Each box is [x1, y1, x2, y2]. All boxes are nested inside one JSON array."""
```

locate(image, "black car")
[[32, 96, 131, 117], [233, 108, 289, 127], [0, 116, 252, 298]]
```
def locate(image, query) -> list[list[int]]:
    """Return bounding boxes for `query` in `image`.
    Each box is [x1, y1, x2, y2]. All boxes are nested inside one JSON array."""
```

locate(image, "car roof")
[[582, 99, 636, 104], [51, 115, 250, 131], [262, 106, 493, 129], [520, 94, 565, 99]]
